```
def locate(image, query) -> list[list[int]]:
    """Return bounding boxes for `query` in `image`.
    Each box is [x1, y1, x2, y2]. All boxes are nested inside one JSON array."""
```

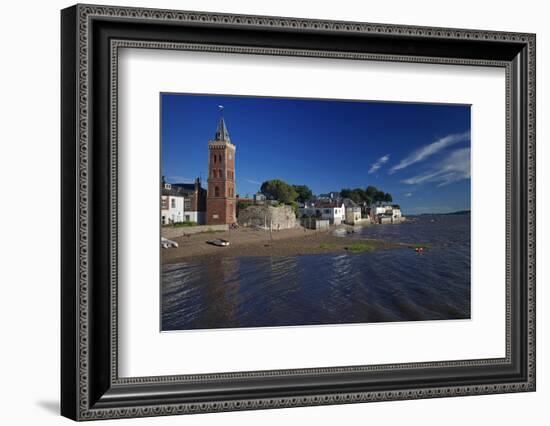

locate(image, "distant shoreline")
[[410, 210, 471, 216]]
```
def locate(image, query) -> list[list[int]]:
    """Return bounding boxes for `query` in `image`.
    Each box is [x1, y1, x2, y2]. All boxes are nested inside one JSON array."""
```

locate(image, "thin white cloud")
[[404, 192, 413, 197], [389, 131, 470, 174], [368, 154, 390, 174], [402, 147, 471, 187], [246, 179, 261, 185]]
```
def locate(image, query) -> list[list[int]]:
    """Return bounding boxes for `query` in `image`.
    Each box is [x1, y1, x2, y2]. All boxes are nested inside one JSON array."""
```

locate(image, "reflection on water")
[[162, 214, 471, 331]]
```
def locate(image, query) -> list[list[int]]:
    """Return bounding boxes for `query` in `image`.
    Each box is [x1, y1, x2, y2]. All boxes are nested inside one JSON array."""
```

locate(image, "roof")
[[161, 182, 203, 197], [172, 183, 196, 192], [214, 117, 231, 142], [317, 191, 340, 199], [161, 188, 183, 197], [342, 198, 358, 207]]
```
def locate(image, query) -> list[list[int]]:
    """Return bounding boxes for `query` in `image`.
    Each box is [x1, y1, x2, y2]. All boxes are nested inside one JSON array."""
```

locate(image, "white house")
[[372, 205, 390, 216], [343, 198, 363, 225], [370, 204, 403, 224], [300, 200, 346, 225], [169, 178, 207, 225], [392, 207, 403, 221], [161, 183, 185, 225], [253, 193, 266, 204], [161, 194, 184, 224]]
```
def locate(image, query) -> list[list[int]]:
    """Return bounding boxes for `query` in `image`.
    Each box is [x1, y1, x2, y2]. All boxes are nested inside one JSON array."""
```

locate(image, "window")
[[214, 186, 220, 197], [171, 198, 176, 208], [219, 169, 223, 178]]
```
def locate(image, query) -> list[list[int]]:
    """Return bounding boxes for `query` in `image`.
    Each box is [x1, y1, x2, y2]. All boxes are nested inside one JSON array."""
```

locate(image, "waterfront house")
[[370, 204, 404, 224], [300, 199, 346, 225], [343, 198, 363, 225], [167, 178, 207, 224], [161, 182, 185, 225], [379, 215, 393, 224], [302, 217, 330, 230], [391, 206, 403, 222]]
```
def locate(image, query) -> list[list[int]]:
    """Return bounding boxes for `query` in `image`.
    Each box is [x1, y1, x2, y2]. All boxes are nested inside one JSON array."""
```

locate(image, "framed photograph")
[[61, 4, 536, 421]]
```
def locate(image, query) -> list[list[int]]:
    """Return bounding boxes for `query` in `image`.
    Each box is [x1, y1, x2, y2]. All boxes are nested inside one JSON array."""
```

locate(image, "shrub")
[[172, 221, 197, 227]]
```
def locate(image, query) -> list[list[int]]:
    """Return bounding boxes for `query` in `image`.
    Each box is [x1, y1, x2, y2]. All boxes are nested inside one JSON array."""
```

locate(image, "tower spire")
[[214, 105, 230, 142], [207, 105, 236, 225]]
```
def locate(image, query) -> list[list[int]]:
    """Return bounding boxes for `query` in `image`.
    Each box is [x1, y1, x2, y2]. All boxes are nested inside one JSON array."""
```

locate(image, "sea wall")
[[238, 205, 297, 230], [162, 224, 228, 239]]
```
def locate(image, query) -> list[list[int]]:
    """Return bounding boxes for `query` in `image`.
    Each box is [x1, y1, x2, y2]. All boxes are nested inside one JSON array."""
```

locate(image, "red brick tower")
[[206, 110, 236, 225]]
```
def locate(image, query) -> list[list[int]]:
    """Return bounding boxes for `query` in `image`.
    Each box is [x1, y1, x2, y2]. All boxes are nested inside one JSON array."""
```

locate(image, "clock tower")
[[206, 111, 236, 225]]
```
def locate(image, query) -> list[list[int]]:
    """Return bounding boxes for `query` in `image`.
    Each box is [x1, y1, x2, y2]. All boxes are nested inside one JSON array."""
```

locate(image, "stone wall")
[[162, 224, 228, 239], [238, 205, 297, 230], [301, 218, 330, 230]]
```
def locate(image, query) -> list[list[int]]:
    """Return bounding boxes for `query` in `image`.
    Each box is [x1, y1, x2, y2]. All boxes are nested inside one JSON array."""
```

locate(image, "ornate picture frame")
[[61, 4, 535, 421]]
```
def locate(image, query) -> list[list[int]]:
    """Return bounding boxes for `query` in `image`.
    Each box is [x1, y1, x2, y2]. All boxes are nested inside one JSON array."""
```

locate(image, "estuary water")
[[162, 214, 471, 331]]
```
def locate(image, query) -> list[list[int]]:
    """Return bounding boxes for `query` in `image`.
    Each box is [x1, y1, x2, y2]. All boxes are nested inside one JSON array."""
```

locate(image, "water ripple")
[[162, 214, 470, 330]]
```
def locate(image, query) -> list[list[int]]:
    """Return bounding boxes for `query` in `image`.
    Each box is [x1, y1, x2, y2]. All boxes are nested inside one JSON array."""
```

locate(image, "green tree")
[[374, 190, 386, 204], [341, 187, 367, 204], [365, 186, 379, 206], [342, 185, 392, 206], [340, 188, 353, 199], [237, 200, 253, 215], [292, 184, 313, 204], [353, 188, 367, 203], [260, 179, 298, 204]]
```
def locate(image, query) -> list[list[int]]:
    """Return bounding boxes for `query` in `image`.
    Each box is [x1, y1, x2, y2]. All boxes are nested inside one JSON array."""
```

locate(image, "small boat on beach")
[[207, 239, 230, 247], [161, 237, 178, 249]]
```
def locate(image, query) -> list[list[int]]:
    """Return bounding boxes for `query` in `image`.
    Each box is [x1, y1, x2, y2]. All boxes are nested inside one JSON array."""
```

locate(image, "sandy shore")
[[162, 226, 409, 264]]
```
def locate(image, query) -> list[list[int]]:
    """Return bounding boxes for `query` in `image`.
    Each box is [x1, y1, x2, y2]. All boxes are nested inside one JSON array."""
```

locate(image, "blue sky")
[[161, 93, 471, 215]]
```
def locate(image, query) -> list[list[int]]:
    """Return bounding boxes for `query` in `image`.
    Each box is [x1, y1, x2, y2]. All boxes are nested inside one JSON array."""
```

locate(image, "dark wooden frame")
[[61, 4, 536, 421]]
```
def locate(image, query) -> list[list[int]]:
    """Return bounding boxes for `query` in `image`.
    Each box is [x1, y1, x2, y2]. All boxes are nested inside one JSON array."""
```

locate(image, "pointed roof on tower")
[[214, 117, 231, 142]]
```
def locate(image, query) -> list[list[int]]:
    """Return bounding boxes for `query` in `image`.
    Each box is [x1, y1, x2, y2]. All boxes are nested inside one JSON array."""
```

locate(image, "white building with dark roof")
[[370, 204, 404, 224], [161, 183, 185, 225], [342, 198, 363, 224], [161, 177, 207, 225], [299, 199, 346, 225]]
